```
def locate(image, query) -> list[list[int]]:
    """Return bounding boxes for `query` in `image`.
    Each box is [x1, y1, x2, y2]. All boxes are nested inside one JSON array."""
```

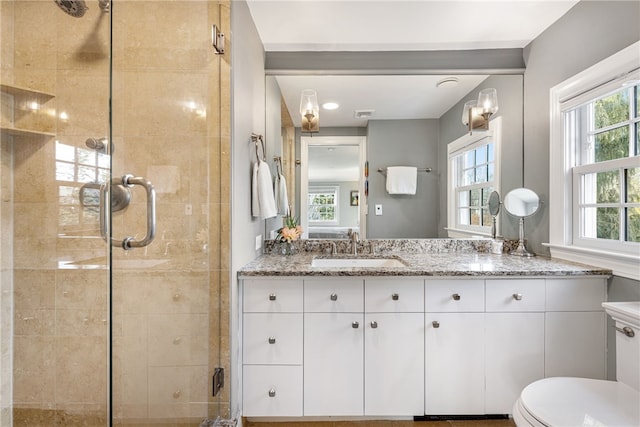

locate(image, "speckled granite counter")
[[238, 239, 611, 278]]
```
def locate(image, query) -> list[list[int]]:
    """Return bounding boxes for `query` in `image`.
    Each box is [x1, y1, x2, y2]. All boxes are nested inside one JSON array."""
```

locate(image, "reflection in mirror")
[[266, 73, 524, 239], [503, 187, 540, 257], [300, 136, 366, 239], [488, 190, 501, 239]]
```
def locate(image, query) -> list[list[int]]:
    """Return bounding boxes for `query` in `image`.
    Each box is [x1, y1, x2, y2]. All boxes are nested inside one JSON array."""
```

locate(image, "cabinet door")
[[243, 365, 303, 417], [545, 311, 606, 379], [485, 313, 544, 414], [364, 313, 424, 416], [304, 313, 364, 416], [425, 313, 485, 415]]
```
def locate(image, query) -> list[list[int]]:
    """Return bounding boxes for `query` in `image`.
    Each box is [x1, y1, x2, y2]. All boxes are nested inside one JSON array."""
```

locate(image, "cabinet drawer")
[[365, 278, 424, 312], [304, 278, 363, 312], [545, 277, 606, 311], [486, 279, 545, 312], [243, 313, 303, 365], [243, 278, 303, 313], [243, 365, 303, 417], [425, 279, 484, 312]]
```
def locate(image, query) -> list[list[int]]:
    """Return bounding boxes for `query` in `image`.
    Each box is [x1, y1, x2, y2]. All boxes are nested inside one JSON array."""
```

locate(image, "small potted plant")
[[276, 216, 303, 255]]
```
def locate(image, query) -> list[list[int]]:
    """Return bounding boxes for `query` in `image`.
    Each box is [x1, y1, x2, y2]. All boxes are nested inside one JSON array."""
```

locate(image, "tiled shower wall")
[[0, 0, 231, 424]]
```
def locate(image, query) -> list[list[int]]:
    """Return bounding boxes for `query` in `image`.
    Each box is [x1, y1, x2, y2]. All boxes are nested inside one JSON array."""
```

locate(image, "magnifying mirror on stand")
[[503, 188, 540, 257], [487, 191, 501, 239]]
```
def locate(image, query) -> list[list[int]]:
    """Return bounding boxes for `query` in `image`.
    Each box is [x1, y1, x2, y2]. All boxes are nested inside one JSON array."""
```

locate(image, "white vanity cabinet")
[[544, 277, 607, 379], [240, 274, 607, 419], [425, 279, 486, 414], [364, 278, 424, 416], [303, 278, 364, 416], [242, 278, 304, 417], [485, 279, 545, 414]]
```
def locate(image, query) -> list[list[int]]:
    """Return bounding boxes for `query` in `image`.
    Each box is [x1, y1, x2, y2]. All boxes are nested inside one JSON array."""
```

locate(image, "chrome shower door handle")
[[119, 175, 156, 250], [101, 174, 157, 250]]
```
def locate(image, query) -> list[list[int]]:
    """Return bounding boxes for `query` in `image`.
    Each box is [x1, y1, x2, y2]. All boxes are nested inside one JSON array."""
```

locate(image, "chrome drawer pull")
[[513, 293, 523, 301], [452, 293, 461, 301], [268, 337, 276, 344], [391, 293, 399, 301], [330, 293, 338, 301], [371, 321, 378, 329], [268, 389, 276, 397], [352, 321, 359, 329], [616, 326, 635, 338], [432, 321, 440, 328], [269, 294, 276, 301]]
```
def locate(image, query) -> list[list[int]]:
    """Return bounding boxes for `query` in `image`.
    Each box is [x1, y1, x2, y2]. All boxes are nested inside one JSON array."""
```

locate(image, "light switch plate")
[[375, 204, 382, 215], [255, 235, 262, 250]]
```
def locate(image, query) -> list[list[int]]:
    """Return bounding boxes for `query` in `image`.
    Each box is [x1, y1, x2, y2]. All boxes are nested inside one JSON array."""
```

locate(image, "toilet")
[[513, 301, 640, 427]]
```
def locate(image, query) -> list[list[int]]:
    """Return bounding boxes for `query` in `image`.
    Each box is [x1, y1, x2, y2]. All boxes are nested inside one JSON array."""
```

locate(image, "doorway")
[[300, 136, 367, 240]]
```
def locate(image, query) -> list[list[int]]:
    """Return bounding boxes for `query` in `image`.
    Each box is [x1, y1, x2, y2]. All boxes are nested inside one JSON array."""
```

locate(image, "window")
[[56, 141, 109, 230], [548, 41, 640, 279], [447, 118, 501, 237], [307, 186, 339, 224], [566, 85, 639, 251]]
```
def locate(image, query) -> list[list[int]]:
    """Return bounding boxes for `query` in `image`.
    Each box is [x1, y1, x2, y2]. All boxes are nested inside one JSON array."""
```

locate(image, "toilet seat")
[[515, 377, 640, 427]]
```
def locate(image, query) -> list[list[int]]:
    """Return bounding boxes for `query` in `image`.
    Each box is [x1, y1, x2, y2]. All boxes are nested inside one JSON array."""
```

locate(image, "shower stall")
[[0, 0, 230, 425]]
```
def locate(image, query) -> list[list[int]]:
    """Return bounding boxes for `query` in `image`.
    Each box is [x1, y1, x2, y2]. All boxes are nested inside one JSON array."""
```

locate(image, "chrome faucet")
[[350, 231, 359, 255]]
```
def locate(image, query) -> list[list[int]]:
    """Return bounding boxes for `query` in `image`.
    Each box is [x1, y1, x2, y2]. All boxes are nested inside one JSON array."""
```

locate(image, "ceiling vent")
[[354, 109, 375, 119]]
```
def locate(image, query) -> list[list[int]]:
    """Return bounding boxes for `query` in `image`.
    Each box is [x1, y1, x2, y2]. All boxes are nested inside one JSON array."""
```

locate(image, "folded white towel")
[[257, 160, 277, 219], [386, 166, 417, 195], [275, 173, 289, 216], [251, 162, 260, 217]]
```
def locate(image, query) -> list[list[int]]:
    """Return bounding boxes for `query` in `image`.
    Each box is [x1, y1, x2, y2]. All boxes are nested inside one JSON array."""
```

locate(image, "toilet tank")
[[603, 302, 640, 391]]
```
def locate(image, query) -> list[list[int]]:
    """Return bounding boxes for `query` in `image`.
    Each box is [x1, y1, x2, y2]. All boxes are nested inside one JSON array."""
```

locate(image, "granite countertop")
[[238, 239, 612, 278]]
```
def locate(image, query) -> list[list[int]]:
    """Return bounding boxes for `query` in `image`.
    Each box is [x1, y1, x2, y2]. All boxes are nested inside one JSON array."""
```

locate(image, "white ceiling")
[[248, 0, 579, 127], [246, 0, 579, 52]]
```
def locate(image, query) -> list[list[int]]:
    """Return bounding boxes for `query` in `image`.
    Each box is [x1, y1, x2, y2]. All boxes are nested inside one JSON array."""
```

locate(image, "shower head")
[[54, 0, 88, 18]]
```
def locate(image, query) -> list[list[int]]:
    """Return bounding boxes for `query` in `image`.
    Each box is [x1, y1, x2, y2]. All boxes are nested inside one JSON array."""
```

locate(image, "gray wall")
[[366, 119, 439, 238], [438, 74, 524, 239], [264, 76, 286, 238], [230, 0, 265, 418]]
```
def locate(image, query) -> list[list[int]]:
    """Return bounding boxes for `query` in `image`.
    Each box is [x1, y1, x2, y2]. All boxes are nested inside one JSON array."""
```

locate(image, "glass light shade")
[[300, 89, 319, 132], [461, 100, 477, 125], [300, 89, 319, 117], [477, 88, 498, 115]]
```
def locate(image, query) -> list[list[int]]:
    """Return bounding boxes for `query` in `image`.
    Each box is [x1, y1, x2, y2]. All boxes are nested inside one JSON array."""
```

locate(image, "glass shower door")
[[1, 0, 228, 425]]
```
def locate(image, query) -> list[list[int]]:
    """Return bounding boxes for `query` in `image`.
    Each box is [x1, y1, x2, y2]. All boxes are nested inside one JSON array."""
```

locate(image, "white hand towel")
[[251, 162, 260, 217], [386, 166, 417, 195], [257, 160, 277, 219], [275, 173, 289, 216]]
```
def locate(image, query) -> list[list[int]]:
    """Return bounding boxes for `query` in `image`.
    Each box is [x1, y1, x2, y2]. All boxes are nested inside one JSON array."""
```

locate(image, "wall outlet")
[[255, 235, 263, 250], [375, 204, 383, 216]]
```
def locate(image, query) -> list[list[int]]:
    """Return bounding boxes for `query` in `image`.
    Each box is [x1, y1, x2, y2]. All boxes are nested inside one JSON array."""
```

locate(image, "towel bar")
[[377, 167, 432, 177]]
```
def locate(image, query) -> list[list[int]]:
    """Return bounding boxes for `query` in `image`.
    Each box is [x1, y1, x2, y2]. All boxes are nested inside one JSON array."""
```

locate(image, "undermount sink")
[[311, 256, 406, 268]]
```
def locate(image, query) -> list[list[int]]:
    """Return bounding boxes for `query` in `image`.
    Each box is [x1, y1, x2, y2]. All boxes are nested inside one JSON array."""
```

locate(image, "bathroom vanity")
[[238, 240, 610, 420]]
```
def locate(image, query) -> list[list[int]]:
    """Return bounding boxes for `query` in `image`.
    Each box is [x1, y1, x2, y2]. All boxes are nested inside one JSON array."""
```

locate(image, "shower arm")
[[100, 174, 157, 250]]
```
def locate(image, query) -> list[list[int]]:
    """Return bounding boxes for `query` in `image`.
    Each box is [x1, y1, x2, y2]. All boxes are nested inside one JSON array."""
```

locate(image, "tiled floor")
[[244, 419, 516, 427]]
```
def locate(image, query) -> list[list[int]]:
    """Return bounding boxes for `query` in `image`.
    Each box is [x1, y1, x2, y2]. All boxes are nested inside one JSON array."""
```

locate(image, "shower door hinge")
[[212, 24, 225, 54], [212, 367, 224, 396]]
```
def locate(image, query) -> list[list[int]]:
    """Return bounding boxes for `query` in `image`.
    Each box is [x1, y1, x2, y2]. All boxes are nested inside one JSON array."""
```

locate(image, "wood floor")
[[244, 419, 516, 427]]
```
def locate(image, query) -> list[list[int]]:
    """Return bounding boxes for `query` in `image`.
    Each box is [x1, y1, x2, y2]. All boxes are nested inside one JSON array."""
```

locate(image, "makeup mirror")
[[503, 187, 540, 256], [488, 190, 501, 239]]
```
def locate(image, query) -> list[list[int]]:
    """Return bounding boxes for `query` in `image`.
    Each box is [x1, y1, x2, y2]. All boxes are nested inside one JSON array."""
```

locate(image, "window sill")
[[445, 227, 492, 239], [544, 243, 639, 280]]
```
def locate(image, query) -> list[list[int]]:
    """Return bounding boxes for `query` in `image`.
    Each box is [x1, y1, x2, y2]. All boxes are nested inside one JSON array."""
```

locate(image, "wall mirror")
[[265, 73, 525, 240], [503, 187, 540, 256]]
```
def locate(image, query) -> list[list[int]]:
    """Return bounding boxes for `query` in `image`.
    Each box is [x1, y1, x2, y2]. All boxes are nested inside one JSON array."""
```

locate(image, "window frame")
[[446, 117, 502, 238], [307, 185, 340, 225], [547, 41, 640, 280]]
